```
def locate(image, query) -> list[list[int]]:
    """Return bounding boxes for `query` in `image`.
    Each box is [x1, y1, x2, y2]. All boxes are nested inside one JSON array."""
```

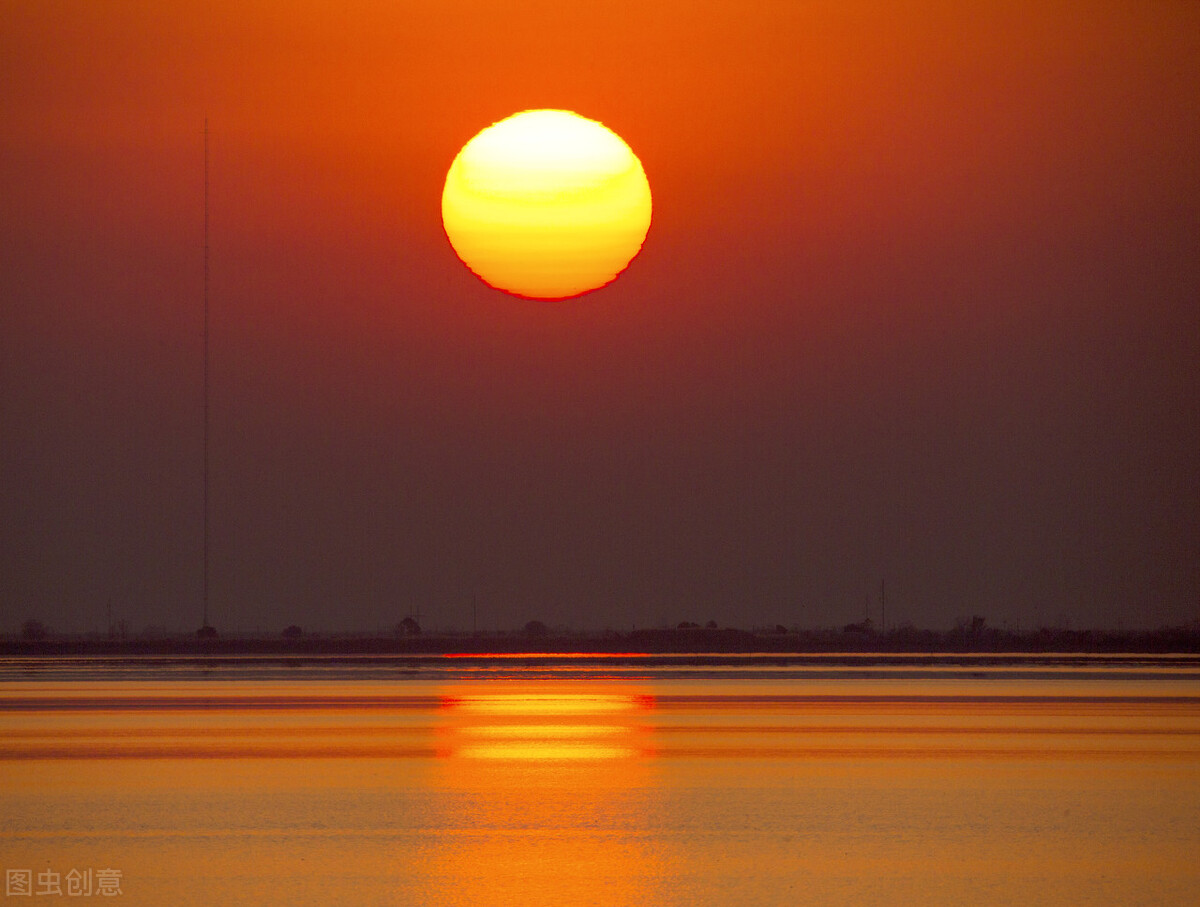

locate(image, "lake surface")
[[2, 654, 1198, 905]]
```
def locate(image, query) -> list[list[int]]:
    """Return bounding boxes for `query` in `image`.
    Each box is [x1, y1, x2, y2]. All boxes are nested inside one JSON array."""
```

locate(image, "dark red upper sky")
[[2, 1, 1197, 633]]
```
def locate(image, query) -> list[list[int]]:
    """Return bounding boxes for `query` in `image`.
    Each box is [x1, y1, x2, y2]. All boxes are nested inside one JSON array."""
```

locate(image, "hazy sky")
[[2, 1, 1197, 634]]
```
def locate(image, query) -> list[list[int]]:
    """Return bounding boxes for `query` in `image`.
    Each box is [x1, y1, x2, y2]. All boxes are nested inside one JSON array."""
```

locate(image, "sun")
[[442, 110, 652, 300]]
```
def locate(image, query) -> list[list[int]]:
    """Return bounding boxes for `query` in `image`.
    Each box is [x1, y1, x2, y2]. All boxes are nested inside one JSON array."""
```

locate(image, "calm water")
[[1, 655, 1198, 905]]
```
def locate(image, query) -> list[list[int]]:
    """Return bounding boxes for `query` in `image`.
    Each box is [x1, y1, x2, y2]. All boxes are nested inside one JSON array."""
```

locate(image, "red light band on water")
[[441, 652, 653, 659]]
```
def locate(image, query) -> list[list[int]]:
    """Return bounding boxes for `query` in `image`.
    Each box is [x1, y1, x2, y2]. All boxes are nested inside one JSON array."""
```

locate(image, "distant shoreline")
[[3, 624, 1198, 657]]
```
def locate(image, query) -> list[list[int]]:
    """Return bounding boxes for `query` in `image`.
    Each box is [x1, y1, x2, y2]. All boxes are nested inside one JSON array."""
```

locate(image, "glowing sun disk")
[[442, 110, 652, 299]]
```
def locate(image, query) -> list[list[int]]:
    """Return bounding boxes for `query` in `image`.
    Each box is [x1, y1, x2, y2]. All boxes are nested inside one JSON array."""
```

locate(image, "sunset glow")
[[438, 688, 651, 760], [2, 0, 1197, 901], [441, 110, 652, 299]]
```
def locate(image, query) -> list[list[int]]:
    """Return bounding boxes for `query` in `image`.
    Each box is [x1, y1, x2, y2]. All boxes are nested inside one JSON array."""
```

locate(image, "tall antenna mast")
[[202, 118, 211, 633]]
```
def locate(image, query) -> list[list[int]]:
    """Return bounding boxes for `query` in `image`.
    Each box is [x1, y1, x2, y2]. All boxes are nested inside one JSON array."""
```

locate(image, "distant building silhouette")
[[21, 620, 47, 641], [524, 620, 548, 638], [395, 617, 421, 637]]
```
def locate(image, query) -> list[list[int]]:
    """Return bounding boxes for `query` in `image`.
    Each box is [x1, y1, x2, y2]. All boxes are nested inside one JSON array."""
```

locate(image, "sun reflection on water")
[[437, 689, 654, 760], [426, 685, 669, 905]]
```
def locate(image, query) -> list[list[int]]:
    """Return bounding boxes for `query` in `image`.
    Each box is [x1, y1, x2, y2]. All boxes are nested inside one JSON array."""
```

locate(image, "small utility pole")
[[881, 578, 886, 634]]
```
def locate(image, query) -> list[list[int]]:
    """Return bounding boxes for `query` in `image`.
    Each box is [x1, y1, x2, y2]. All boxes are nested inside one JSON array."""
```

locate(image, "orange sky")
[[2, 1, 1197, 633]]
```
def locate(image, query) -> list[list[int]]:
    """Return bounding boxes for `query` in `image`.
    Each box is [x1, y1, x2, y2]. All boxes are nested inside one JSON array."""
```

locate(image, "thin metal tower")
[[202, 118, 211, 631]]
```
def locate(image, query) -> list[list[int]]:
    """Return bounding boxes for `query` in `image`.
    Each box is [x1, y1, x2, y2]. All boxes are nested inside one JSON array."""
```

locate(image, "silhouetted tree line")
[[3, 618, 1198, 655]]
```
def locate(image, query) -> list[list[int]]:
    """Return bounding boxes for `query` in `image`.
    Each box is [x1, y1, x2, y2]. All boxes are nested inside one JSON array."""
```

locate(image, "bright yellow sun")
[[442, 109, 652, 300]]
